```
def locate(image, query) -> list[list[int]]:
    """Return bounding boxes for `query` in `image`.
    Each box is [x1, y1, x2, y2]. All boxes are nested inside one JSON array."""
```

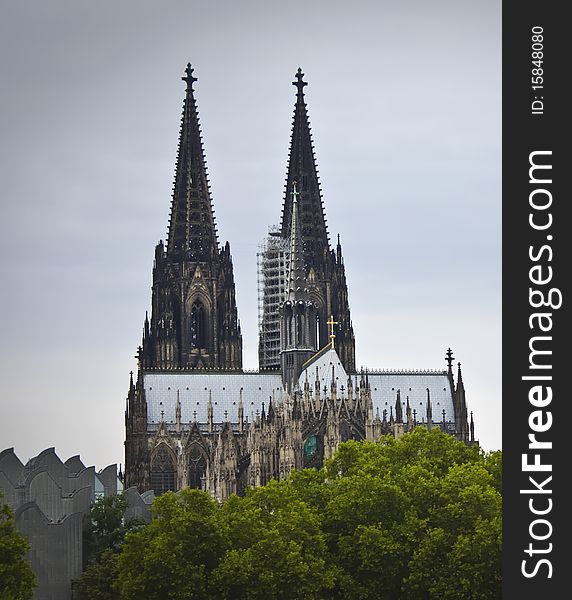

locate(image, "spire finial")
[[445, 347, 454, 371], [182, 63, 197, 90], [292, 180, 300, 203], [293, 67, 307, 96]]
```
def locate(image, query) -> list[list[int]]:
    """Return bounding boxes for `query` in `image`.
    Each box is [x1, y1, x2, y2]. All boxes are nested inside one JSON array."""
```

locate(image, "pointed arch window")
[[150, 445, 176, 495], [297, 312, 304, 346], [190, 301, 206, 348], [187, 443, 207, 490]]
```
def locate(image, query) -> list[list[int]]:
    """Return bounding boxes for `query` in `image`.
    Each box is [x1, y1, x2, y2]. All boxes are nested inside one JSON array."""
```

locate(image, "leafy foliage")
[[212, 481, 337, 599], [74, 494, 144, 600], [0, 494, 36, 600], [105, 429, 501, 599], [74, 549, 120, 600], [117, 489, 227, 600]]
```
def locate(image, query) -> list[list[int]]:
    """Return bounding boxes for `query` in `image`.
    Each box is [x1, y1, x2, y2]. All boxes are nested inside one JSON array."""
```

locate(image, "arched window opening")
[[150, 445, 176, 495], [190, 301, 206, 348], [296, 313, 304, 346], [340, 421, 352, 443], [188, 444, 207, 490]]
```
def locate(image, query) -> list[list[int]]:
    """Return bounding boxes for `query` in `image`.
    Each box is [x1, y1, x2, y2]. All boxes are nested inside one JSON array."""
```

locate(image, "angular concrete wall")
[[0, 447, 152, 600]]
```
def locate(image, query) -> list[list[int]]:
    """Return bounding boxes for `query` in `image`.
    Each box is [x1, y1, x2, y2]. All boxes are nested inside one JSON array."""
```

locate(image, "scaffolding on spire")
[[257, 225, 290, 369]]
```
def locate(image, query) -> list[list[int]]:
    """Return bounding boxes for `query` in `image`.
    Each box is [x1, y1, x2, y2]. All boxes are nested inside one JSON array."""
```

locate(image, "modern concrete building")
[[0, 447, 152, 600]]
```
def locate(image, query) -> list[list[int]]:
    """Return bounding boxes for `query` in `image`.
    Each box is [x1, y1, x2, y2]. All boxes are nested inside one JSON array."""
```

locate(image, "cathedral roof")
[[298, 346, 348, 390], [143, 372, 282, 428], [143, 367, 456, 430], [143, 365, 455, 430], [366, 372, 455, 426], [297, 347, 456, 424]]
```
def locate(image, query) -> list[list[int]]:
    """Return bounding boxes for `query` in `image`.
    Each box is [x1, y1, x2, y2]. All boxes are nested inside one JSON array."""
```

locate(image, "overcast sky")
[[0, 1, 501, 469]]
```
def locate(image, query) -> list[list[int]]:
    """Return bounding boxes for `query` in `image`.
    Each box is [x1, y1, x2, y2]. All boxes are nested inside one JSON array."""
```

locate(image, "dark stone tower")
[[280, 183, 319, 391], [125, 64, 242, 491], [139, 64, 242, 370], [279, 68, 355, 372]]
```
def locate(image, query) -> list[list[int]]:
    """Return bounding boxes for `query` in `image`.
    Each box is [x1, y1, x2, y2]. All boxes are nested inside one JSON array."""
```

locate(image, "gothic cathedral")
[[125, 64, 474, 501]]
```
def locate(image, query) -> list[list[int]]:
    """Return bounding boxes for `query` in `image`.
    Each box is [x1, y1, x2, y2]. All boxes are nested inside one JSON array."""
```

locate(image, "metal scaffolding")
[[257, 226, 289, 369]]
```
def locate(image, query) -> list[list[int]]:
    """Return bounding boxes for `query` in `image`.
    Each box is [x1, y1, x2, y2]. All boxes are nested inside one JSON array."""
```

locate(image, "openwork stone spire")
[[287, 182, 306, 301], [281, 68, 329, 271], [167, 63, 218, 262]]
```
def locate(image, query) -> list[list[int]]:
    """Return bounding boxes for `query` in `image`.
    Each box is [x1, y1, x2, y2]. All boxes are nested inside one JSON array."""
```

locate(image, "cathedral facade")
[[124, 64, 474, 501]]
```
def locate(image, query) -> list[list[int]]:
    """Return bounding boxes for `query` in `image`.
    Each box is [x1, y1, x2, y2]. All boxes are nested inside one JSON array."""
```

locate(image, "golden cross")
[[326, 315, 338, 349]]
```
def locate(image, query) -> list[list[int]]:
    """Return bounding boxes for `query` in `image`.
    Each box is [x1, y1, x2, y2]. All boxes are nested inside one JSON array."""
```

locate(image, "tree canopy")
[[85, 429, 502, 599], [74, 494, 145, 600], [0, 494, 36, 600]]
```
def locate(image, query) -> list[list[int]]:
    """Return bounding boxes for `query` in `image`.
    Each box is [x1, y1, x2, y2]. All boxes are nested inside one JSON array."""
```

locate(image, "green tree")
[[213, 480, 337, 600], [116, 489, 227, 600], [320, 429, 501, 600], [111, 429, 501, 600], [402, 461, 502, 600], [83, 494, 129, 567], [0, 495, 36, 600], [74, 549, 119, 600], [74, 494, 145, 600]]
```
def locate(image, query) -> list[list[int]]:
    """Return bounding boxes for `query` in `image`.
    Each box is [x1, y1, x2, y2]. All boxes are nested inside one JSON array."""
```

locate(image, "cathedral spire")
[[167, 63, 218, 262], [287, 182, 306, 301], [281, 67, 329, 270], [457, 361, 464, 388], [454, 362, 469, 442], [395, 390, 403, 423], [280, 181, 317, 391], [426, 388, 433, 431], [259, 67, 355, 373], [238, 389, 244, 432]]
